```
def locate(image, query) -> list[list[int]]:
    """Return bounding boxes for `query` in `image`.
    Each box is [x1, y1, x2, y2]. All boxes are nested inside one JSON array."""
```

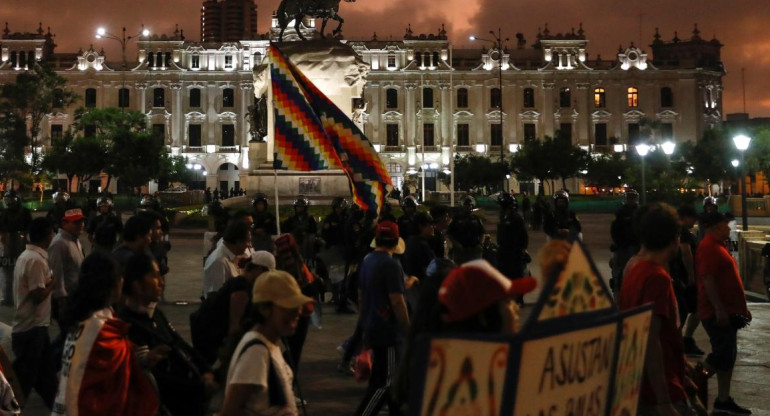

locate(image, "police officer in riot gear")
[[87, 194, 123, 253], [282, 196, 318, 264], [321, 197, 351, 312], [251, 193, 278, 252], [496, 192, 529, 288], [0, 190, 33, 305], [447, 195, 486, 264], [397, 196, 419, 240], [609, 189, 640, 293], [138, 194, 170, 234], [543, 190, 581, 240], [46, 191, 73, 233]]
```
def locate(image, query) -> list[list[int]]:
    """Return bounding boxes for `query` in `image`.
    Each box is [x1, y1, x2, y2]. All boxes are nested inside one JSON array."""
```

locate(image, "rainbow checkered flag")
[[269, 44, 392, 213]]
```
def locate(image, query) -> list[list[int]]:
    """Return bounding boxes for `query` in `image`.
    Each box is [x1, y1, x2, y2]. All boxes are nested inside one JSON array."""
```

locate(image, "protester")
[[696, 211, 752, 415], [496, 192, 529, 292], [447, 196, 485, 264], [1, 190, 33, 305], [403, 212, 436, 282], [428, 205, 451, 259], [610, 189, 640, 293], [51, 251, 159, 416], [671, 205, 705, 356], [118, 253, 216, 416], [137, 210, 171, 300], [112, 215, 153, 271], [49, 208, 86, 330], [321, 197, 350, 312], [203, 221, 252, 297], [219, 270, 313, 416], [11, 218, 57, 408], [251, 194, 278, 253], [618, 203, 693, 415], [397, 196, 418, 240], [281, 197, 317, 267], [191, 250, 276, 366], [354, 221, 410, 416]]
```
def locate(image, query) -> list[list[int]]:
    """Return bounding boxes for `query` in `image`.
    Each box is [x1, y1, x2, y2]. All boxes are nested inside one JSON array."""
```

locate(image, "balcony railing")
[[182, 146, 204, 153], [218, 145, 240, 153], [417, 145, 440, 152], [383, 145, 405, 152], [456, 146, 473, 152]]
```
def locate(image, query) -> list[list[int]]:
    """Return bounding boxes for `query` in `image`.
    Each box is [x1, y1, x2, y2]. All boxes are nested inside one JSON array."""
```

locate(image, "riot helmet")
[[461, 195, 477, 211], [53, 191, 70, 204], [331, 197, 349, 211], [497, 192, 517, 210], [553, 190, 570, 209], [402, 195, 419, 209], [624, 189, 640, 205], [2, 190, 20, 209], [252, 193, 269, 210]]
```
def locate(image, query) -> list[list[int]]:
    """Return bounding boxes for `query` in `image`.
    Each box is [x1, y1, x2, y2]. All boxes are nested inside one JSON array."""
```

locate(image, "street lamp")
[[733, 134, 751, 231], [470, 28, 509, 191], [661, 140, 676, 156], [95, 25, 150, 108], [635, 143, 650, 205]]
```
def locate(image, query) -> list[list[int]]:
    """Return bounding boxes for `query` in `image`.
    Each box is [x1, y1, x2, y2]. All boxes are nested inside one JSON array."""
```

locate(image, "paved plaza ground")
[[2, 213, 769, 415]]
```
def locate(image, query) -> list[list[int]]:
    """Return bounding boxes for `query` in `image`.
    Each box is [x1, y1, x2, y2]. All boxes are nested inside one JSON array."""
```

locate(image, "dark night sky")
[[2, 0, 768, 118]]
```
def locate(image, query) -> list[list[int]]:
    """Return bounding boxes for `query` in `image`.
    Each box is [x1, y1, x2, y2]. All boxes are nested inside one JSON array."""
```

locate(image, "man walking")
[[355, 221, 409, 416], [696, 211, 752, 415], [12, 218, 58, 408], [49, 208, 86, 330]]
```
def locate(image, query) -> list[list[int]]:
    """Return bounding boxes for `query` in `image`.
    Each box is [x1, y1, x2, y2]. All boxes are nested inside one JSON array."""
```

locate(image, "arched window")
[[387, 54, 396, 68], [165, 52, 172, 68], [559, 87, 571, 108], [415, 53, 422, 67], [191, 54, 200, 69], [432, 52, 439, 66], [594, 88, 606, 108], [385, 89, 398, 109], [189, 88, 201, 107], [627, 87, 639, 107], [424, 52, 431, 67], [9, 51, 17, 67], [18, 51, 27, 68], [523, 88, 535, 108], [147, 52, 154, 68], [85, 88, 97, 108], [153, 88, 165, 108], [456, 88, 468, 108], [156, 52, 163, 68], [660, 87, 674, 108], [422, 87, 434, 108], [490, 88, 502, 108]]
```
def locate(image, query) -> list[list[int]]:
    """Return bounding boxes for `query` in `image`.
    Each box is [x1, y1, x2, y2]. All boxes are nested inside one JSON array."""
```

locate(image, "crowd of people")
[[0, 187, 757, 415]]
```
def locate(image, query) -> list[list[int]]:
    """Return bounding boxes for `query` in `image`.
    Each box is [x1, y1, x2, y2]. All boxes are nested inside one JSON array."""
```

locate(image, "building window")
[[188, 124, 202, 147], [415, 53, 422, 66], [627, 87, 639, 108], [432, 52, 440, 67], [152, 124, 165, 141], [156, 52, 163, 68], [660, 123, 674, 141], [628, 123, 640, 144], [147, 52, 155, 68], [422, 88, 434, 108], [559, 87, 571, 108], [52, 88, 65, 108], [424, 52, 431, 66], [594, 88, 606, 108], [423, 123, 434, 146], [19, 51, 27, 68], [50, 124, 63, 141], [491, 88, 502, 108], [594, 123, 608, 146], [559, 123, 572, 142], [223, 88, 235, 108], [165, 52, 172, 68], [456, 88, 468, 108], [386, 89, 398, 109], [189, 88, 201, 107], [9, 51, 16, 67], [491, 124, 502, 146], [386, 124, 399, 146], [224, 55, 233, 69], [85, 88, 97, 108], [222, 124, 235, 146], [153, 88, 165, 108], [524, 124, 537, 141], [118, 88, 130, 108], [191, 54, 200, 69], [457, 124, 469, 146], [523, 88, 535, 108], [387, 162, 403, 174], [84, 124, 97, 138], [387, 54, 396, 68], [660, 87, 674, 108]]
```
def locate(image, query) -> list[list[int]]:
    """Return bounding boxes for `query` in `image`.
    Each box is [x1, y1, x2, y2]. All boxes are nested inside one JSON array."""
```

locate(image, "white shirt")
[[12, 245, 52, 332], [225, 331, 297, 416], [49, 229, 84, 298], [202, 243, 241, 296]]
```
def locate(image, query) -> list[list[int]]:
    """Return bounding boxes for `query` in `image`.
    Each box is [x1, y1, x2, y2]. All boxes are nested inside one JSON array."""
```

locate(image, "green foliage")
[[510, 136, 589, 193], [107, 129, 167, 194], [448, 154, 507, 193], [42, 131, 107, 192], [584, 153, 629, 189], [158, 155, 196, 188], [0, 111, 31, 186], [686, 129, 736, 183], [743, 126, 770, 190]]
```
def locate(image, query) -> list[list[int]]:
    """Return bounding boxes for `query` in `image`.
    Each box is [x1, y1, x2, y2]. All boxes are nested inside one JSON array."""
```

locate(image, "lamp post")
[[96, 26, 150, 108], [661, 140, 675, 156], [733, 134, 751, 231], [470, 28, 509, 192], [635, 143, 650, 205]]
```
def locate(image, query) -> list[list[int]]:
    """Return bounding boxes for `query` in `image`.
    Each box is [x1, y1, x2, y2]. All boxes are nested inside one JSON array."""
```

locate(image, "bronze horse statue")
[[276, 0, 356, 41]]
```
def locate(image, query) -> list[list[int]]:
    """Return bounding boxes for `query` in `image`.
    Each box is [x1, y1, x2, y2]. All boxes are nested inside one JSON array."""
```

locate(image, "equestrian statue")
[[276, 0, 356, 41]]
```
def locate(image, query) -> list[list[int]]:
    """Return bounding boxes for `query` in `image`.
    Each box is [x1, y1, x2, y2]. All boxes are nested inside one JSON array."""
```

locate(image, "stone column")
[[367, 82, 380, 143], [240, 81, 253, 145], [405, 82, 418, 169], [439, 82, 451, 167], [575, 82, 590, 146], [170, 83, 182, 147], [542, 82, 555, 138], [136, 82, 147, 114]]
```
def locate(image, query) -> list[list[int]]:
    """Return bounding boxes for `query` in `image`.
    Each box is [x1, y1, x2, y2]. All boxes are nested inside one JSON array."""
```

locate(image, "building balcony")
[[456, 145, 473, 152], [417, 145, 440, 153], [182, 145, 205, 153], [218, 145, 240, 153], [383, 145, 405, 153]]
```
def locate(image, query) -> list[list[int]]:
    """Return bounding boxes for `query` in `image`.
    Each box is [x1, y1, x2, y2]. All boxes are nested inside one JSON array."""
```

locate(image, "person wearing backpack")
[[219, 270, 313, 416], [190, 251, 276, 366]]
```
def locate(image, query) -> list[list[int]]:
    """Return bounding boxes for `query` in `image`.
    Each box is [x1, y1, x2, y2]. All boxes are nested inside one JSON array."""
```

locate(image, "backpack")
[[190, 278, 250, 366]]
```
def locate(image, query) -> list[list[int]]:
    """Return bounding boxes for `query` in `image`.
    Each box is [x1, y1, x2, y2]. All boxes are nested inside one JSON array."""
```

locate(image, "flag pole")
[[449, 43, 455, 207], [274, 169, 281, 235]]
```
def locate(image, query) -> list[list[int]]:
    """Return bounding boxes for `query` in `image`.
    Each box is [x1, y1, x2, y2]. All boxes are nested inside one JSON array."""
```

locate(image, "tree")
[[686, 129, 735, 185], [549, 135, 590, 190], [0, 63, 77, 179], [42, 131, 107, 193], [0, 111, 32, 188], [584, 153, 629, 190], [107, 129, 167, 194], [743, 126, 770, 193], [447, 154, 506, 193], [158, 155, 195, 190]]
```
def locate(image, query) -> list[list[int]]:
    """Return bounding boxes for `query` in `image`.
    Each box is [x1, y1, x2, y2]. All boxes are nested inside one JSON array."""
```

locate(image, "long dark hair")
[[123, 253, 155, 296], [68, 251, 122, 324]]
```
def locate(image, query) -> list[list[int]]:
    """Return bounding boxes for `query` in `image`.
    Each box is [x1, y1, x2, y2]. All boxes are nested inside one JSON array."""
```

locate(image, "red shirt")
[[696, 234, 749, 320], [619, 259, 687, 406]]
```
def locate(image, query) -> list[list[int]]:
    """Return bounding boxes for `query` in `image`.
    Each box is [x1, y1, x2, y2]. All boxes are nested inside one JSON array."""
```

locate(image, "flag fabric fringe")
[[268, 44, 392, 213]]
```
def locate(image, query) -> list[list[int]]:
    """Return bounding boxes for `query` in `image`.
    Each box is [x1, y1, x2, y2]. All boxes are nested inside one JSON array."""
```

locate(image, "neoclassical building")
[[0, 20, 724, 196]]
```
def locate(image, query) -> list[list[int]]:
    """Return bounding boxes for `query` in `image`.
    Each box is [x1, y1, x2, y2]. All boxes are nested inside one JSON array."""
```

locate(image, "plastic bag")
[[354, 348, 372, 384]]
